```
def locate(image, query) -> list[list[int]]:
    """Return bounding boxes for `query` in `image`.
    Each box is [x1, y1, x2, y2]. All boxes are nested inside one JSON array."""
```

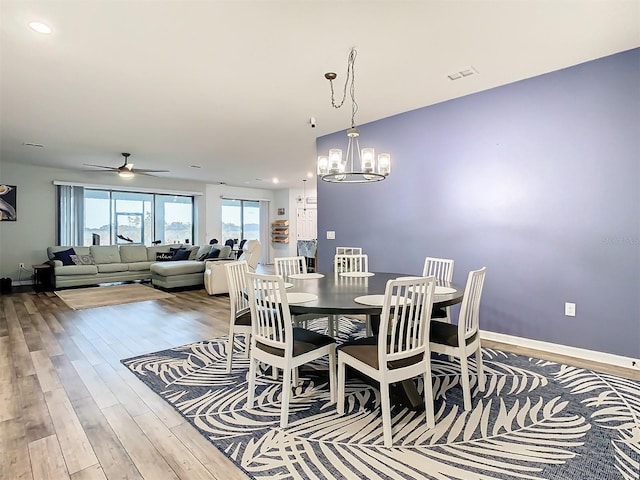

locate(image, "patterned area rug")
[[122, 318, 640, 480], [55, 283, 173, 310]]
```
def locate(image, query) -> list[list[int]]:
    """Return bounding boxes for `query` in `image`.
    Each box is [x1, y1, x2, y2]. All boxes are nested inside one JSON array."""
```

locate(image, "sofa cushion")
[[127, 261, 154, 271], [90, 246, 121, 264], [70, 254, 95, 265], [150, 260, 205, 276], [218, 245, 233, 259], [171, 247, 191, 261], [188, 246, 200, 260], [119, 245, 148, 263], [206, 248, 221, 259], [53, 247, 76, 266], [195, 245, 212, 261], [47, 246, 90, 261], [156, 252, 174, 261], [55, 264, 99, 276], [147, 245, 173, 261], [97, 263, 129, 273]]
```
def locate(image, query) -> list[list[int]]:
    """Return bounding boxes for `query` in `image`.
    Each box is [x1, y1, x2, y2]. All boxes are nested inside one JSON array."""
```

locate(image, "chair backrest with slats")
[[274, 256, 307, 277], [422, 257, 454, 282], [224, 261, 249, 320], [336, 247, 363, 255], [334, 254, 369, 273], [246, 272, 293, 354], [458, 267, 487, 341], [377, 276, 436, 370]]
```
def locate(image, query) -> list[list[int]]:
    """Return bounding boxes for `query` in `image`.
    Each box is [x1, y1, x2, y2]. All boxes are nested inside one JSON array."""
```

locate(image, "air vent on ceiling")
[[448, 66, 478, 81], [23, 142, 45, 148]]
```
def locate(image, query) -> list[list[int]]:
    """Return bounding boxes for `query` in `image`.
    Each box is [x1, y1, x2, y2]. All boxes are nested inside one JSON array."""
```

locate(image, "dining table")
[[282, 271, 465, 409]]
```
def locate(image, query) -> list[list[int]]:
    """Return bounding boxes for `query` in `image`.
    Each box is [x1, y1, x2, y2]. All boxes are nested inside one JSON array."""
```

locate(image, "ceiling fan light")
[[119, 170, 134, 179]]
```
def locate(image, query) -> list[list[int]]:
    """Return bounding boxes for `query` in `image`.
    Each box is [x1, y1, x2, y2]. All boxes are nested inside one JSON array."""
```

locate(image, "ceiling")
[[1, 1, 638, 189]]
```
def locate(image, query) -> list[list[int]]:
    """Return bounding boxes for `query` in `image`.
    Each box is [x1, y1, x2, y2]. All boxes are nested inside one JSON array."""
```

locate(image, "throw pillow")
[[70, 254, 95, 265], [171, 248, 191, 261], [53, 248, 76, 266], [156, 252, 174, 261], [187, 246, 200, 261], [206, 248, 221, 259]]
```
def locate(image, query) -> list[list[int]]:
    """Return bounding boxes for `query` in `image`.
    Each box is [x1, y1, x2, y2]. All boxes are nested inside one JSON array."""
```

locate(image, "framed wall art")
[[0, 185, 16, 221]]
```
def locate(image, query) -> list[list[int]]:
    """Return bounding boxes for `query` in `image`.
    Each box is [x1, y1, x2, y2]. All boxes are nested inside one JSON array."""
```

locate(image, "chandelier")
[[317, 48, 391, 183]]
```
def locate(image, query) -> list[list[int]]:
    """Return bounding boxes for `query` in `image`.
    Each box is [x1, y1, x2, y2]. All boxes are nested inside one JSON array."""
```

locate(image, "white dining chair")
[[274, 255, 325, 332], [334, 254, 369, 274], [430, 266, 487, 411], [335, 253, 371, 335], [223, 260, 252, 373], [337, 275, 437, 447], [423, 257, 455, 323], [246, 272, 336, 428], [335, 246, 363, 255], [274, 256, 307, 277]]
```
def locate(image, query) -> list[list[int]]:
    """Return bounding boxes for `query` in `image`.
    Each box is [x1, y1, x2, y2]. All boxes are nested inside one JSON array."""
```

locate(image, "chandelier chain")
[[328, 49, 359, 128]]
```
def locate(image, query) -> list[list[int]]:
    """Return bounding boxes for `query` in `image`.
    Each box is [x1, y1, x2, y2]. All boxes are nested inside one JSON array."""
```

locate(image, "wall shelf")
[[271, 220, 290, 244]]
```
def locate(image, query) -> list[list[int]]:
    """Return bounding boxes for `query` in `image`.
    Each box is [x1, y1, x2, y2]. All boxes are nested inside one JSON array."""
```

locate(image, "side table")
[[32, 263, 53, 291]]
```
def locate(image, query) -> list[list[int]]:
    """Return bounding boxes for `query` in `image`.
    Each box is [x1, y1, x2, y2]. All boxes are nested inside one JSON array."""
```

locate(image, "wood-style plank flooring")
[[1, 277, 638, 479]]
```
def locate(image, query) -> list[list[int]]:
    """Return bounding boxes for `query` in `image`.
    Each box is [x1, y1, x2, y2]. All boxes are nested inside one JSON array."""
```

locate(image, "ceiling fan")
[[84, 152, 169, 179]]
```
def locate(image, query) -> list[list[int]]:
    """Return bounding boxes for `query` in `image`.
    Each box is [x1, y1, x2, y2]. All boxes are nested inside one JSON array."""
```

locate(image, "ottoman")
[[150, 261, 206, 289]]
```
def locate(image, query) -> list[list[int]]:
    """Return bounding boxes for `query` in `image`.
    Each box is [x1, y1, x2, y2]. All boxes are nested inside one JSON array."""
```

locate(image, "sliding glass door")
[[221, 199, 260, 244]]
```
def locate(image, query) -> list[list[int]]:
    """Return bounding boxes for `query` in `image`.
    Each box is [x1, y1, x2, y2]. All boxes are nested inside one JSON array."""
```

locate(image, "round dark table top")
[[287, 271, 464, 316]]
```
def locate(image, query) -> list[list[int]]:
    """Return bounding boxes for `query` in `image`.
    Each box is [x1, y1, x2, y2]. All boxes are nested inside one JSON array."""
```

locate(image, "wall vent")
[[448, 66, 478, 81]]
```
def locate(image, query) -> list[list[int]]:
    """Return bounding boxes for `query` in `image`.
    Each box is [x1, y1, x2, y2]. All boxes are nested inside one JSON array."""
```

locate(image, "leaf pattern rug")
[[122, 318, 640, 480]]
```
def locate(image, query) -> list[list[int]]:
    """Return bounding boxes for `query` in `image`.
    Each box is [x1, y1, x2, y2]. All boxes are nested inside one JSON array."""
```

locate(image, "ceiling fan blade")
[[84, 164, 118, 171], [132, 168, 170, 173]]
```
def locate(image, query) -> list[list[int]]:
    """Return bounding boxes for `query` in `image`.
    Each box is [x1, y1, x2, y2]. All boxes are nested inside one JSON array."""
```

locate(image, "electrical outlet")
[[19, 262, 25, 269], [565, 302, 576, 317], [326, 231, 335, 240]]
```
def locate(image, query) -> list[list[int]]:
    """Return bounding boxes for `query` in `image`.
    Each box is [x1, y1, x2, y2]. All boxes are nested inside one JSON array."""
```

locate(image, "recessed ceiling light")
[[272, 178, 279, 184], [28, 22, 52, 34]]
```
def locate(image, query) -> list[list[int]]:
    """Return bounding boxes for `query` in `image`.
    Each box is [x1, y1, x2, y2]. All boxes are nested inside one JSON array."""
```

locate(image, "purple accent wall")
[[316, 48, 640, 358]]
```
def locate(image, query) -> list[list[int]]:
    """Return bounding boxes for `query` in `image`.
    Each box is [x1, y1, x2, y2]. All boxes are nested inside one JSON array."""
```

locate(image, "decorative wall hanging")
[[0, 185, 17, 221]]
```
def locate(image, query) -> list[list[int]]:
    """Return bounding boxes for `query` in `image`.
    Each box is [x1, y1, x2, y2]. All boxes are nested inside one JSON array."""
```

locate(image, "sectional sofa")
[[46, 243, 234, 289]]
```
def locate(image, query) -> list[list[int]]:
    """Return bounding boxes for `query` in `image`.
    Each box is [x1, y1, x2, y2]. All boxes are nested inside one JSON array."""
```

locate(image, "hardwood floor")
[[1, 280, 638, 479]]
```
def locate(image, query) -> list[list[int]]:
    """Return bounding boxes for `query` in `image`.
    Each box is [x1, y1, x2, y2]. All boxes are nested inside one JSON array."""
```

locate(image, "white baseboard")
[[480, 330, 640, 372]]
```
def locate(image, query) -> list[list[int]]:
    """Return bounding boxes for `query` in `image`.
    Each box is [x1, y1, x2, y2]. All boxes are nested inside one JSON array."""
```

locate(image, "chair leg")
[[243, 333, 250, 358], [459, 354, 472, 411], [226, 332, 234, 373], [247, 356, 257, 408], [475, 346, 485, 391], [280, 367, 292, 429], [328, 344, 337, 404], [380, 381, 393, 447], [292, 367, 299, 387], [423, 364, 435, 429], [337, 353, 346, 415]]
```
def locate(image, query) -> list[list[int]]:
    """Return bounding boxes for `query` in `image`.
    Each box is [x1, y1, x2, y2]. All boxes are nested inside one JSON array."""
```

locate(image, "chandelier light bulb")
[[361, 148, 375, 172]]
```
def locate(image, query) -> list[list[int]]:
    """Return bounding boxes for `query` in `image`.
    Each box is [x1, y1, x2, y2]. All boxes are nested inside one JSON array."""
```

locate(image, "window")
[[59, 186, 194, 246], [221, 199, 260, 243]]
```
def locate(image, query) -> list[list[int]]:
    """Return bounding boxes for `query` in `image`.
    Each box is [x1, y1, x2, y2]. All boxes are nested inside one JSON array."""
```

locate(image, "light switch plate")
[[326, 231, 335, 240]]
